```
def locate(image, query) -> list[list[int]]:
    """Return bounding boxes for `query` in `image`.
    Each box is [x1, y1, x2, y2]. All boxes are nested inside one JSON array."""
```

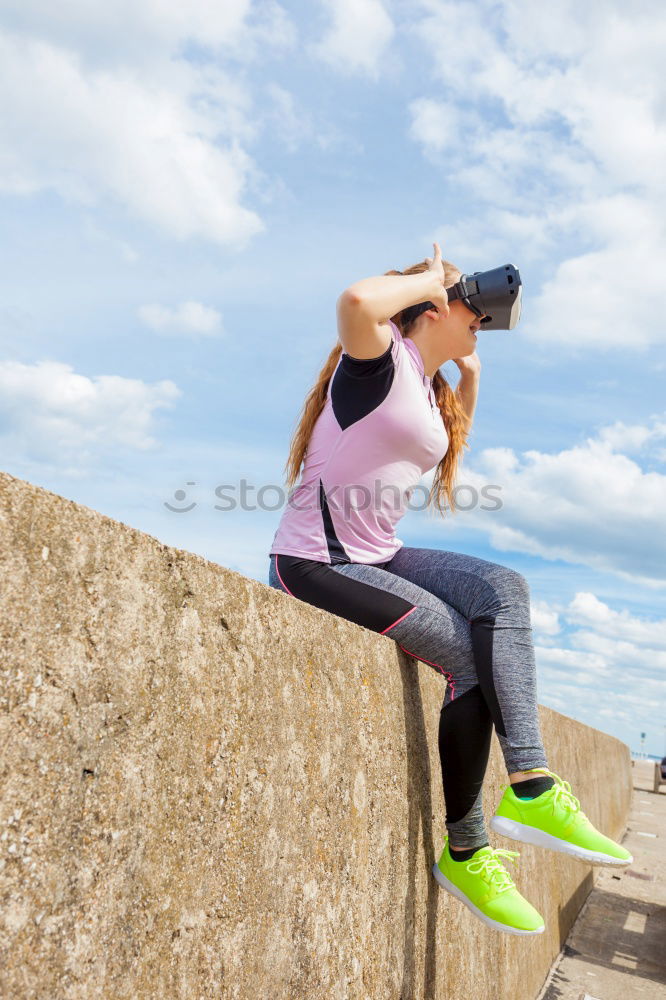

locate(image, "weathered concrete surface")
[[538, 758, 666, 999], [0, 469, 632, 1000]]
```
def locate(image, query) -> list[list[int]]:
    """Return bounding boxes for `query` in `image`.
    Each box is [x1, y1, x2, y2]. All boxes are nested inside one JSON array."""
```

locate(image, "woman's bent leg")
[[268, 554, 493, 849], [382, 546, 549, 776]]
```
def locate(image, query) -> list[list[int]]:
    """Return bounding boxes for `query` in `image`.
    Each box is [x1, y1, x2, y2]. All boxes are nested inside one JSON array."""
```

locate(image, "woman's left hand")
[[452, 350, 481, 378]]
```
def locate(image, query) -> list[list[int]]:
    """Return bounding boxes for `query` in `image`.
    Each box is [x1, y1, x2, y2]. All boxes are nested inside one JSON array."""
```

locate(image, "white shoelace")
[[466, 848, 520, 892], [508, 768, 588, 823]]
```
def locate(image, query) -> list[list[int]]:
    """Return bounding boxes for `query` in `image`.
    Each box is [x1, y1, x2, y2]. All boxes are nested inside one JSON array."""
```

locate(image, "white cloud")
[[531, 588, 666, 752], [259, 82, 316, 154], [566, 592, 666, 649], [138, 301, 223, 336], [597, 419, 666, 455], [82, 215, 139, 262], [0, 0, 298, 245], [529, 196, 665, 352], [535, 644, 610, 677], [407, 0, 666, 351], [536, 665, 664, 753], [309, 0, 395, 78], [407, 99, 463, 155], [413, 0, 665, 189], [530, 599, 561, 636], [0, 31, 264, 245], [570, 630, 666, 677], [453, 414, 666, 585], [0, 359, 181, 462], [0, 0, 295, 68]]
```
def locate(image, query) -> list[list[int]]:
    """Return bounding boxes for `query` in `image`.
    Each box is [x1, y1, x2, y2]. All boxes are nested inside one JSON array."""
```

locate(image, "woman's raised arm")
[[336, 242, 451, 359], [342, 268, 444, 324]]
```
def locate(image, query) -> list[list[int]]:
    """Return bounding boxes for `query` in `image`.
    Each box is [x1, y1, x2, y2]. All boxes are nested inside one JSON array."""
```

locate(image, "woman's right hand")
[[425, 241, 450, 317]]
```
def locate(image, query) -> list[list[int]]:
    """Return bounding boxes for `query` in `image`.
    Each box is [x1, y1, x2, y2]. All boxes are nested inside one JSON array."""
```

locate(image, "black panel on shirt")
[[331, 340, 395, 431], [319, 479, 351, 564]]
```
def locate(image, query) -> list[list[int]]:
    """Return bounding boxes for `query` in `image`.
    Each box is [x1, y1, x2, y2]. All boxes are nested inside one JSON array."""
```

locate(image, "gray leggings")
[[268, 545, 549, 849]]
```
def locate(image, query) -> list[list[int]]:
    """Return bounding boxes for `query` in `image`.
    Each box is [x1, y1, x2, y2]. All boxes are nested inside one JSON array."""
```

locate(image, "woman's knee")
[[501, 567, 530, 602], [481, 565, 531, 613]]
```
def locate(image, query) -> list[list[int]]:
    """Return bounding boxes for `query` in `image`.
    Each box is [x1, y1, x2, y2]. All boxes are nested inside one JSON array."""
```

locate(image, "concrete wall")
[[0, 469, 633, 1000]]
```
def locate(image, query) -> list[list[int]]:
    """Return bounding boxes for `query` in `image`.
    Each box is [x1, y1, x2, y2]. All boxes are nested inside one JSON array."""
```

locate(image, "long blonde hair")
[[283, 256, 470, 516]]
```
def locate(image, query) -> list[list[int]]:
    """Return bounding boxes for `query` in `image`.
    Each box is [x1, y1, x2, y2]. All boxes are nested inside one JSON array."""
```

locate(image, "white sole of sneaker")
[[431, 863, 545, 936], [489, 816, 633, 867]]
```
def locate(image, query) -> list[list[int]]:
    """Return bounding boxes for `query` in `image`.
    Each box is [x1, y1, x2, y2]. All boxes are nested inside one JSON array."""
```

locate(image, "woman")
[[267, 242, 632, 936]]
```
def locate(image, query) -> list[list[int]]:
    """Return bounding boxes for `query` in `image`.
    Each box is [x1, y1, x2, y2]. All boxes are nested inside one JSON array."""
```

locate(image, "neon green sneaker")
[[432, 836, 545, 936], [490, 768, 633, 867]]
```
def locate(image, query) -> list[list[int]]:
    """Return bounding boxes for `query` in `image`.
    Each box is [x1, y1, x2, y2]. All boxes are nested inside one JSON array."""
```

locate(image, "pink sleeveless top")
[[269, 319, 449, 564]]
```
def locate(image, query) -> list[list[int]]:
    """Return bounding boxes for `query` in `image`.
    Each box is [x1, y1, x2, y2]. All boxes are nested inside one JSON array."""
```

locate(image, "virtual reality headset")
[[406, 264, 522, 331], [444, 264, 522, 330]]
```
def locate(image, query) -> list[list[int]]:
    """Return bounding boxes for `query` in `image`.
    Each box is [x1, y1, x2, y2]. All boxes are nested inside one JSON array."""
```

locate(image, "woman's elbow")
[[337, 287, 364, 310]]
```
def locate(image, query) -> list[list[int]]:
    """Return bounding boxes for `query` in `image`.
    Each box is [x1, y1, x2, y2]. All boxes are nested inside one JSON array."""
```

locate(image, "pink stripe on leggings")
[[383, 608, 455, 698], [380, 606, 417, 634], [396, 642, 456, 699], [275, 559, 456, 699], [275, 555, 296, 596]]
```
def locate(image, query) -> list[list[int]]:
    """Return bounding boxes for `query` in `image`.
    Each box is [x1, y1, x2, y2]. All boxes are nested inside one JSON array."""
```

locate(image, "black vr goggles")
[[409, 264, 522, 331]]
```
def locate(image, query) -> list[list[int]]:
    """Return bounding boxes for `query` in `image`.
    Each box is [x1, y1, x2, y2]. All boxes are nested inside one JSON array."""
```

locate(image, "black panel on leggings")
[[469, 616, 508, 737], [331, 342, 395, 430], [438, 683, 493, 824], [274, 553, 416, 634]]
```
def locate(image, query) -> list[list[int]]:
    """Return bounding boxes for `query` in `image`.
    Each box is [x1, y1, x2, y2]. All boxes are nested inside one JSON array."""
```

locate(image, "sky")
[[1, 0, 665, 757]]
